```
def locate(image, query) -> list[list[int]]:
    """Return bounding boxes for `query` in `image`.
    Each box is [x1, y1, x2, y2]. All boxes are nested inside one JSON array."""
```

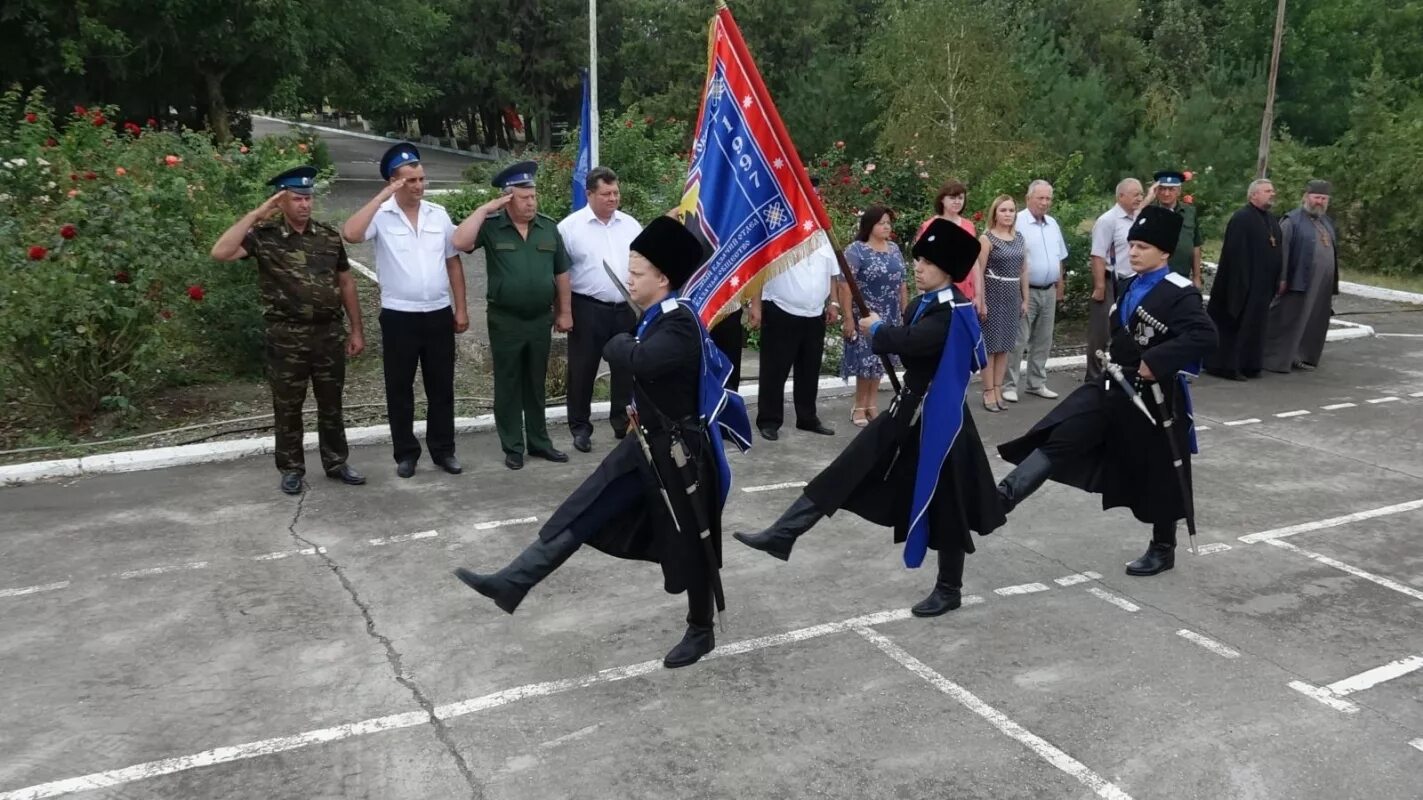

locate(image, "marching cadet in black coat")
[[734, 219, 1006, 616], [453, 217, 751, 668], [996, 205, 1217, 575]]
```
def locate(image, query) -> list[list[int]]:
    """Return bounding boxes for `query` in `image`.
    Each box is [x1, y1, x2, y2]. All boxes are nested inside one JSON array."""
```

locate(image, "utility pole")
[[589, 0, 600, 168], [1256, 0, 1288, 178]]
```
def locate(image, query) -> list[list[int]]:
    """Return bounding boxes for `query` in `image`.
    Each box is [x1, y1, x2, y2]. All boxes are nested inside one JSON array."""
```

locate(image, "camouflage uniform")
[[242, 218, 352, 475]]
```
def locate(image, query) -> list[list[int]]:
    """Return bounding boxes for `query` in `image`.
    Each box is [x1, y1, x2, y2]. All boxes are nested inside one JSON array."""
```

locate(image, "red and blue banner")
[[677, 6, 831, 326]]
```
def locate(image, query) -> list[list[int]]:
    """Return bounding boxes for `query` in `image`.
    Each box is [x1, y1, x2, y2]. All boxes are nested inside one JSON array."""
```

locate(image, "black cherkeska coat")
[[999, 270, 1217, 524], [537, 301, 719, 595], [803, 288, 1005, 555]]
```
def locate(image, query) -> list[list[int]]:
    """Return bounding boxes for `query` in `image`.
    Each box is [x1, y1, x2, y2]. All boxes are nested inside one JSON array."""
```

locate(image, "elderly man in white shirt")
[[1084, 177, 1142, 383], [749, 242, 839, 440], [342, 143, 468, 479], [1004, 180, 1069, 402], [557, 167, 644, 453]]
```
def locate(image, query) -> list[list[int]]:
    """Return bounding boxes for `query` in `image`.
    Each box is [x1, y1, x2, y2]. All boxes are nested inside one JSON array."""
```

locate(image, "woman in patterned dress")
[[976, 195, 1029, 411], [836, 206, 908, 427]]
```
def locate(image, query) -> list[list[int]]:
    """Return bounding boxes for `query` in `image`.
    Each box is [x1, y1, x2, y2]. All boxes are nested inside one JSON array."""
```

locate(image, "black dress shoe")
[[1292, 361, 1316, 371], [279, 471, 304, 495], [796, 421, 835, 436], [396, 459, 416, 479], [504, 452, 524, 470], [663, 625, 715, 668], [572, 433, 592, 453], [433, 454, 463, 475], [759, 426, 779, 442], [1126, 542, 1175, 576], [529, 446, 569, 463], [325, 464, 366, 485], [911, 586, 962, 617]]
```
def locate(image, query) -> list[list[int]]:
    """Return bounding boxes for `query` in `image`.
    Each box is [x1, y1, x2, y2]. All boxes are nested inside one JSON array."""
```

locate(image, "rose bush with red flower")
[[28, 245, 47, 260], [60, 224, 77, 239]]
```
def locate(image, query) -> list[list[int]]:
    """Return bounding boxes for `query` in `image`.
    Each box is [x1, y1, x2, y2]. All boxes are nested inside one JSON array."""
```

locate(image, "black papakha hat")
[[912, 217, 980, 282], [631, 216, 704, 291], [1128, 204, 1185, 255]]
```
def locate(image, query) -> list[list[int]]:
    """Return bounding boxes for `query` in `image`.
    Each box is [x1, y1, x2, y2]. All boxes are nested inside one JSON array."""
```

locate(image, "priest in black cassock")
[[733, 218, 1006, 617], [1204, 179, 1282, 380], [453, 216, 752, 669], [997, 205, 1217, 576]]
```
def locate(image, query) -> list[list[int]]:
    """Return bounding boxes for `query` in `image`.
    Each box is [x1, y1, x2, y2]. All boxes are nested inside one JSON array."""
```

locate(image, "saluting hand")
[[255, 190, 287, 217], [478, 194, 513, 216], [380, 176, 408, 199]]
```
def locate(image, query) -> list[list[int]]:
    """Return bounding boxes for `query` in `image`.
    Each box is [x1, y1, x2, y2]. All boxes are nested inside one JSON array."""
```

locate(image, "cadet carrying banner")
[[676, 4, 831, 327]]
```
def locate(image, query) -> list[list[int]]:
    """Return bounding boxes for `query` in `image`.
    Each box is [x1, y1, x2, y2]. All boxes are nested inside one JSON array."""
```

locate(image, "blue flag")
[[572, 68, 591, 212]]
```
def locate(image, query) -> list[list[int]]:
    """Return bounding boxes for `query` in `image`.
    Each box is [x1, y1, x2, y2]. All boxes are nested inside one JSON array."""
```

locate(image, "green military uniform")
[[1153, 199, 1203, 280], [242, 217, 351, 475], [475, 210, 571, 455]]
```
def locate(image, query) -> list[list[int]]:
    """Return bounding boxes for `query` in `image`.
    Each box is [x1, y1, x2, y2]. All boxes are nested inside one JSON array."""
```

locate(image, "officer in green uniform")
[[1147, 170, 1204, 287], [453, 161, 573, 470], [210, 166, 367, 494]]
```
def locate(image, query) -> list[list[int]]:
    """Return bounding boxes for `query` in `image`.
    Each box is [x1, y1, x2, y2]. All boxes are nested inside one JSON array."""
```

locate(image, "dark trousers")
[[756, 301, 825, 430], [566, 294, 636, 438], [379, 306, 456, 463], [710, 309, 745, 392], [267, 321, 348, 475]]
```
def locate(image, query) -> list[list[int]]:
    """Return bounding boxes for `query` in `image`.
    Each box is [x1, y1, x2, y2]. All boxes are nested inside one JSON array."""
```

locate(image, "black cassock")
[[1205, 204, 1282, 377], [537, 302, 718, 597], [804, 290, 1005, 554], [999, 272, 1217, 524]]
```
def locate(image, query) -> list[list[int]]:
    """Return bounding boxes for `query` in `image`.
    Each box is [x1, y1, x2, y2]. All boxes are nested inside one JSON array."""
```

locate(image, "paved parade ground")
[[2, 293, 1420, 799]]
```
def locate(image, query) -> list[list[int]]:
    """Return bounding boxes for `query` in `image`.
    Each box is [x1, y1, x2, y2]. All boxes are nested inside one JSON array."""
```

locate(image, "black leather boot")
[[453, 529, 581, 613], [912, 547, 965, 617], [996, 449, 1053, 514], [732, 495, 822, 561], [1125, 541, 1175, 576], [663, 624, 715, 668]]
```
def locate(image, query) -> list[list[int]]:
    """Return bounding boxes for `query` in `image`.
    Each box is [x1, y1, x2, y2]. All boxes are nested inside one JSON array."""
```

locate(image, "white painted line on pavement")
[[0, 606, 945, 800], [1288, 680, 1361, 713], [741, 481, 808, 493], [1176, 629, 1240, 659], [855, 626, 1133, 800], [251, 547, 326, 561], [1191, 543, 1233, 556], [1326, 655, 1423, 696], [1238, 498, 1423, 543], [348, 257, 379, 284], [1267, 539, 1423, 602], [116, 562, 209, 579], [1411, 391, 1423, 398], [0, 581, 70, 599], [995, 582, 1051, 596], [1195, 425, 1212, 431], [1367, 396, 1401, 404], [1410, 738, 1423, 753], [369, 530, 438, 546], [1274, 410, 1311, 418], [472, 516, 538, 531], [1086, 587, 1140, 612], [1054, 572, 1103, 587], [1377, 333, 1423, 338], [1321, 402, 1357, 410], [1224, 418, 1261, 426]]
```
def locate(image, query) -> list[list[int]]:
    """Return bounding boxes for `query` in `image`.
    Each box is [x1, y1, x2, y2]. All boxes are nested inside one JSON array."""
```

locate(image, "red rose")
[[67, 189, 79, 198], [1182, 170, 1194, 181], [24, 112, 37, 123], [115, 271, 132, 284], [643, 116, 653, 125], [239, 146, 249, 154], [44, 138, 57, 147], [165, 155, 180, 166], [859, 187, 871, 195], [159, 309, 174, 320], [146, 117, 157, 128], [28, 246, 48, 261], [124, 122, 141, 136], [973, 211, 984, 222], [69, 173, 79, 182], [819, 160, 828, 168], [1184, 194, 1194, 204], [60, 224, 77, 240], [74, 105, 87, 116], [92, 115, 107, 127], [297, 143, 308, 153], [115, 166, 127, 177], [83, 171, 97, 180], [841, 176, 851, 185], [187, 285, 205, 302]]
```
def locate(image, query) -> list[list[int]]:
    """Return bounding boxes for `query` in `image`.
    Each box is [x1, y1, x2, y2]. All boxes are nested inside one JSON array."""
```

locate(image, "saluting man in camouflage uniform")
[[211, 166, 367, 494]]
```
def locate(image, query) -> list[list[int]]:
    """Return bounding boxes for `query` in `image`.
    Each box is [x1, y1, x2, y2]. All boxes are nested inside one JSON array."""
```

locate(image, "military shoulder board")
[[1165, 272, 1192, 288]]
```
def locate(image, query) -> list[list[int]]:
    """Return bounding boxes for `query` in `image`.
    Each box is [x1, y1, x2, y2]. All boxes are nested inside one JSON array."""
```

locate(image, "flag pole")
[[588, 0, 600, 168]]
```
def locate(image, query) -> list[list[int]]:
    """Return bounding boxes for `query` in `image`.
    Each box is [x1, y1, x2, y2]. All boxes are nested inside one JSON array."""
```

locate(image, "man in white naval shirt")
[[1004, 180, 1068, 402], [557, 167, 643, 453], [1084, 177, 1142, 383], [749, 242, 840, 440], [342, 143, 468, 479]]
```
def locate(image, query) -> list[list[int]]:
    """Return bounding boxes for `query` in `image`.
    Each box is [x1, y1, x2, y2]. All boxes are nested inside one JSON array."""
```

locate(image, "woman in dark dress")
[[733, 218, 1006, 616]]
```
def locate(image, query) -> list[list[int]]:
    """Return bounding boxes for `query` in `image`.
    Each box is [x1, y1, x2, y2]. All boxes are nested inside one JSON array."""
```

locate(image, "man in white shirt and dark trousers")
[[557, 167, 643, 453], [343, 144, 469, 478], [1084, 178, 1142, 383], [1004, 180, 1068, 402], [750, 242, 839, 440]]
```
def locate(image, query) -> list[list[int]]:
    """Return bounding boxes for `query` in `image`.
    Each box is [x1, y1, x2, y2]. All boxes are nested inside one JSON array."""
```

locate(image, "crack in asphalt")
[[285, 490, 483, 799]]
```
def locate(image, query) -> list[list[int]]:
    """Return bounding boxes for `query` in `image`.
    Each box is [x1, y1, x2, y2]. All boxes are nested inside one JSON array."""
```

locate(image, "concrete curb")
[[253, 114, 497, 162], [0, 319, 1375, 488], [1337, 281, 1423, 306]]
